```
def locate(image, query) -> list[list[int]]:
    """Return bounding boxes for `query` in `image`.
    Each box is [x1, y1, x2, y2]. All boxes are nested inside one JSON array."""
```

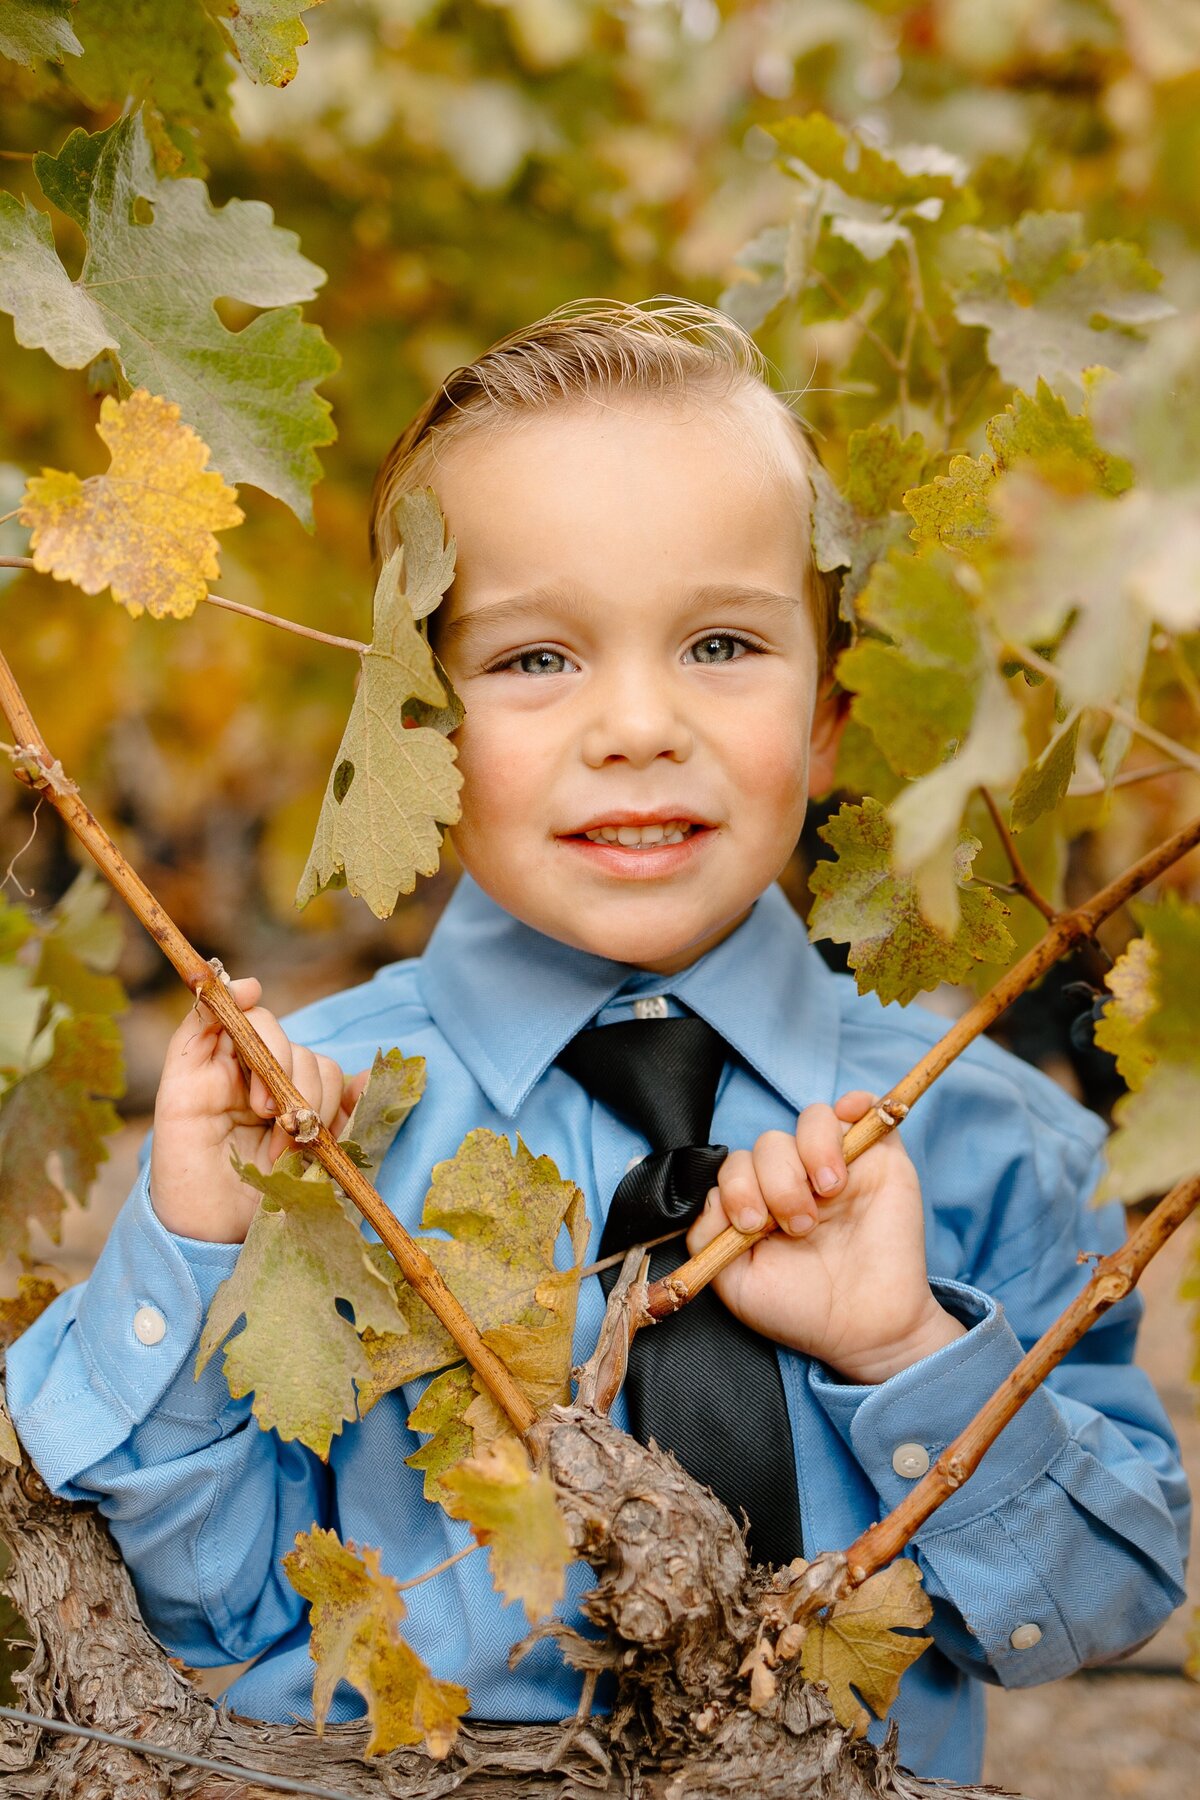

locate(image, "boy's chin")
[[536, 903, 754, 974]]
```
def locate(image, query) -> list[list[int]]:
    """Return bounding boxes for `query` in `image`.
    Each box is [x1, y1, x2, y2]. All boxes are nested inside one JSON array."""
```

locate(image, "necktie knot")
[[555, 1013, 726, 1152]]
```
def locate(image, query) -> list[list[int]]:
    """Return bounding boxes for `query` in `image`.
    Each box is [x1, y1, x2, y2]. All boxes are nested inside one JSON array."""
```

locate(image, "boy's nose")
[[580, 671, 694, 768]]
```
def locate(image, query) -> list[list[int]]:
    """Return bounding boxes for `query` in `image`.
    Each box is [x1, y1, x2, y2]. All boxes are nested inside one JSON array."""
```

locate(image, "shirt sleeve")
[[4, 1160, 331, 1667], [807, 1116, 1190, 1690]]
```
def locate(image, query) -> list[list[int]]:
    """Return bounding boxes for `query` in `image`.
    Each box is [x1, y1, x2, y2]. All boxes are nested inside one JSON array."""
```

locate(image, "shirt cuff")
[[8, 1168, 247, 1490], [807, 1278, 1071, 1532]]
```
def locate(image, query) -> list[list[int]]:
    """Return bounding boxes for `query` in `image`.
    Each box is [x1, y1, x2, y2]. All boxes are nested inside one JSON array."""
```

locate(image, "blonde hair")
[[369, 296, 840, 665]]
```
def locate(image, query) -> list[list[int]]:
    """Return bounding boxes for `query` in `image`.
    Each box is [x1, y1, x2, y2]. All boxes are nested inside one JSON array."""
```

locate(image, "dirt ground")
[[23, 1116, 1199, 1800]]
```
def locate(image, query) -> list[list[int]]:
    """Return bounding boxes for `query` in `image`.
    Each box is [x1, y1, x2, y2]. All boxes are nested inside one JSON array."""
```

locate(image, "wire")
[[0, 1704, 366, 1799]]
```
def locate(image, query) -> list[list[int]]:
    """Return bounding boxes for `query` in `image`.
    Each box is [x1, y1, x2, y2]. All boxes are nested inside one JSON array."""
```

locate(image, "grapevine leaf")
[[1098, 1065, 1200, 1204], [22, 113, 335, 522], [441, 1436, 573, 1623], [811, 425, 929, 610], [0, 0, 82, 67], [837, 549, 988, 779], [1086, 314, 1200, 491], [889, 671, 1026, 934], [297, 493, 463, 919], [0, 196, 115, 368], [1136, 895, 1200, 1066], [0, 964, 46, 1083], [770, 113, 967, 210], [809, 801, 1013, 1004], [32, 870, 126, 1020], [0, 1275, 60, 1349], [0, 1016, 124, 1259], [20, 390, 243, 620], [338, 1048, 426, 1175], [797, 1558, 933, 1735], [362, 1129, 587, 1397], [1009, 715, 1080, 832], [196, 1161, 409, 1457], [202, 0, 323, 86], [405, 1365, 477, 1504], [283, 1526, 468, 1758], [905, 382, 1133, 557], [948, 213, 1174, 401], [719, 220, 806, 333], [1094, 937, 1157, 1088], [70, 1, 233, 133]]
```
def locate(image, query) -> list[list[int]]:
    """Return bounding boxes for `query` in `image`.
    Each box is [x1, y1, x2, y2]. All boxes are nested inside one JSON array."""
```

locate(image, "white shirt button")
[[132, 1305, 167, 1346], [633, 996, 669, 1020], [891, 1442, 931, 1479], [624, 1154, 646, 1174], [1009, 1622, 1043, 1650]]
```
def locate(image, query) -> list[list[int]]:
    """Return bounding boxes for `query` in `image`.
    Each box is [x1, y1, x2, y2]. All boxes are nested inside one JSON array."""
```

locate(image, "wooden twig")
[[979, 785, 1059, 923], [0, 646, 537, 1438], [786, 1171, 1200, 1617], [647, 809, 1200, 1319], [0, 557, 367, 657]]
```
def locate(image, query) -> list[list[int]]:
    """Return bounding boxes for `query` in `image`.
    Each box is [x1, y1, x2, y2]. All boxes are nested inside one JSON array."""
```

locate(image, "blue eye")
[[514, 648, 572, 676], [689, 633, 753, 664]]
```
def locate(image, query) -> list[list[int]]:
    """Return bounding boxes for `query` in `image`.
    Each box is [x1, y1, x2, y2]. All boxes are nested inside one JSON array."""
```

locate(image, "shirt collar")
[[417, 872, 841, 1118]]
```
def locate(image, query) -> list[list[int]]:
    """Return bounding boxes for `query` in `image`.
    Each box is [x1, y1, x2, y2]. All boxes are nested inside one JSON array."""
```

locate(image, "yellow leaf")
[[1094, 935, 1158, 1088], [798, 1559, 933, 1736], [20, 388, 242, 619], [441, 1436, 573, 1622], [0, 1395, 20, 1468], [0, 1275, 60, 1349], [283, 1525, 468, 1758]]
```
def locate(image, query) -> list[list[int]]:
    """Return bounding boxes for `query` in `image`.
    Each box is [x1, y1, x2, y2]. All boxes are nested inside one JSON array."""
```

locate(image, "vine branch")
[[0, 558, 367, 656], [647, 808, 1200, 1319], [0, 645, 537, 1439], [780, 1170, 1200, 1619], [979, 784, 1059, 923]]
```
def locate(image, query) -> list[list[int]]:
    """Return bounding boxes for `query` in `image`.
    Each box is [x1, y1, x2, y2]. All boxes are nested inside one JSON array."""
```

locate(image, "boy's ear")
[[807, 680, 851, 800]]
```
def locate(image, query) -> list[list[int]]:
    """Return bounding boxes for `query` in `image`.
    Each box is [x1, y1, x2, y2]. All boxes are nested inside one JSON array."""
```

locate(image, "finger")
[[685, 1184, 731, 1256], [716, 1147, 769, 1235], [795, 1102, 850, 1198], [177, 975, 265, 1071], [333, 1067, 373, 1136], [834, 1089, 878, 1124], [240, 1008, 297, 1117], [750, 1131, 816, 1235]]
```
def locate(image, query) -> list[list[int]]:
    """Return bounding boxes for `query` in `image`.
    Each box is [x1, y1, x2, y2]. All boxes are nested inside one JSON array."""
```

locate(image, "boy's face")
[[431, 394, 843, 973]]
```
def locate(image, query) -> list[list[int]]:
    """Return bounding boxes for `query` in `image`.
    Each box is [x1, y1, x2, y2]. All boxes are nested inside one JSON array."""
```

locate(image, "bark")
[[0, 1379, 1017, 1800]]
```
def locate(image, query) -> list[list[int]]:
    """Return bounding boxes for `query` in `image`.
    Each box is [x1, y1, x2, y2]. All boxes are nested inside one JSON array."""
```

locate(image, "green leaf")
[[16, 113, 336, 523], [0, 0, 82, 67], [297, 491, 463, 919], [1097, 1064, 1200, 1205], [1094, 936, 1157, 1089], [441, 1437, 573, 1623], [1009, 715, 1080, 832], [1086, 315, 1200, 491], [338, 1047, 426, 1175], [70, 1, 233, 133], [0, 964, 46, 1085], [0, 1015, 124, 1259], [888, 670, 1027, 935], [948, 213, 1174, 402], [405, 1365, 477, 1504], [905, 382, 1133, 557], [770, 113, 967, 211], [0, 196, 117, 369], [811, 425, 929, 610], [1134, 895, 1200, 1069], [837, 549, 987, 779], [196, 1160, 410, 1457], [202, 0, 323, 86], [809, 800, 1013, 1004], [283, 1526, 468, 1759]]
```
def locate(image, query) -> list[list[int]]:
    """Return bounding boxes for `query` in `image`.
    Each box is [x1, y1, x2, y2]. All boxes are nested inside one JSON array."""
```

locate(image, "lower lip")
[[558, 828, 715, 878]]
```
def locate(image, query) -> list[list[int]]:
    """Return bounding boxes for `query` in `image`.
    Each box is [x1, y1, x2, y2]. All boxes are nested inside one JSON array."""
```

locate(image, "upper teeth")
[[583, 820, 694, 846]]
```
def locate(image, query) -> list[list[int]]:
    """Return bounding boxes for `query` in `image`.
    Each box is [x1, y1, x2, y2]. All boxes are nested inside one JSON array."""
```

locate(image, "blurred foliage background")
[[2, 0, 1199, 1103]]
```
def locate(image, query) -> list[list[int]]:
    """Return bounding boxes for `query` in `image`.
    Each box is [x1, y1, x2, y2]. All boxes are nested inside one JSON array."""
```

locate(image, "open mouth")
[[577, 819, 700, 849]]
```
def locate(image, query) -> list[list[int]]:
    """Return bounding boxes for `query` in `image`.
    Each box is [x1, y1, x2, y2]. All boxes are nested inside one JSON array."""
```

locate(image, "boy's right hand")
[[149, 976, 370, 1244]]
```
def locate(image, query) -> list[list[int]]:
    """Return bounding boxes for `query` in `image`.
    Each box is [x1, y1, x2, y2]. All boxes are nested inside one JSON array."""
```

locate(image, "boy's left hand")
[[685, 1092, 965, 1384]]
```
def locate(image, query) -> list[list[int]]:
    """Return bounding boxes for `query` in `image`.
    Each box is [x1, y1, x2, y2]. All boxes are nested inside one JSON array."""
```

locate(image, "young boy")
[[6, 300, 1188, 1787]]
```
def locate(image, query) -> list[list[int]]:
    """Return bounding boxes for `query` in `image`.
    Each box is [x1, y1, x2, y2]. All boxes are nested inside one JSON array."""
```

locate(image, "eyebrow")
[[440, 583, 801, 647]]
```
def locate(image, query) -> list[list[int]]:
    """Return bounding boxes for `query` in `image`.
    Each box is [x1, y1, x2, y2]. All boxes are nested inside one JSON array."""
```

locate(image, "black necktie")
[[556, 1013, 802, 1566]]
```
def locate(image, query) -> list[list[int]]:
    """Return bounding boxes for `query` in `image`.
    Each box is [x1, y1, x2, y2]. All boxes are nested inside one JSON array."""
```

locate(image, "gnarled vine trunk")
[[0, 1388, 1017, 1800]]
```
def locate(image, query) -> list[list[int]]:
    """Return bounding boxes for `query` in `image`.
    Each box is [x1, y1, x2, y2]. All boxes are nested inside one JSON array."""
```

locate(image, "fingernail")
[[736, 1208, 765, 1233], [815, 1166, 842, 1195]]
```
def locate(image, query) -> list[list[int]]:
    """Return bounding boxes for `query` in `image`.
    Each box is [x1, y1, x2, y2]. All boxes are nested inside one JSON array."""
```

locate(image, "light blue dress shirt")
[[6, 874, 1189, 1785]]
